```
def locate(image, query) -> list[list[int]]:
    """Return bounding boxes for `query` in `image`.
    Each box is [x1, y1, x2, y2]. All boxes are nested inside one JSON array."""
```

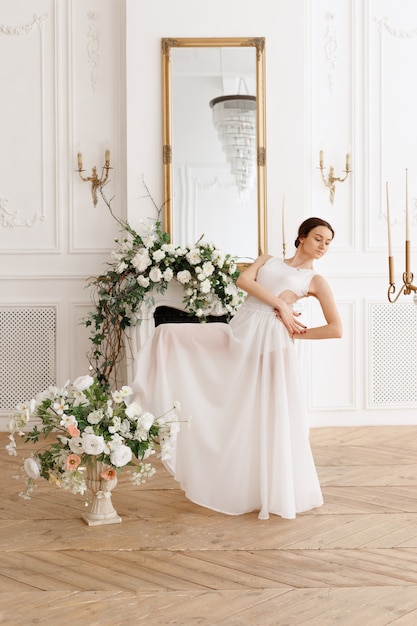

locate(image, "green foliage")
[[85, 213, 244, 387]]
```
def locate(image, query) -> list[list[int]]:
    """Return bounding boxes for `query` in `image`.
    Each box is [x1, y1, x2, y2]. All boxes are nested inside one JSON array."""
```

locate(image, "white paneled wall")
[[0, 0, 416, 430], [0, 0, 125, 430]]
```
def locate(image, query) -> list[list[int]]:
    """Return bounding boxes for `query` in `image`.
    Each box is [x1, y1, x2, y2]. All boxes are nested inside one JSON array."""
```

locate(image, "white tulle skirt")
[[131, 299, 323, 520]]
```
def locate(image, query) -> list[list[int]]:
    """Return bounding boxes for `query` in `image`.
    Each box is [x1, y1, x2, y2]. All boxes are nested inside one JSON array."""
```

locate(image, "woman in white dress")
[[131, 217, 342, 520]]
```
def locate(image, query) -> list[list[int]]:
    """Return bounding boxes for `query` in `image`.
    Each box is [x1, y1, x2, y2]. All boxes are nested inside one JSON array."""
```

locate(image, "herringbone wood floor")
[[2, 426, 417, 625]]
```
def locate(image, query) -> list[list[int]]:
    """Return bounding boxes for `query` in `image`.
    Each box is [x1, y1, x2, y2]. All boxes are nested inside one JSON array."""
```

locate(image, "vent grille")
[[0, 306, 56, 411], [369, 302, 417, 406]]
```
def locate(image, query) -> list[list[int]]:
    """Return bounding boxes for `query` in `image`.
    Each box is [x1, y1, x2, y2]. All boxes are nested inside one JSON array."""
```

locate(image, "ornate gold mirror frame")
[[161, 37, 267, 259]]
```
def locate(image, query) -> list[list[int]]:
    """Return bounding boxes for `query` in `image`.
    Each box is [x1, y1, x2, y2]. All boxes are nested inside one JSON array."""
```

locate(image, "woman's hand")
[[274, 299, 307, 338]]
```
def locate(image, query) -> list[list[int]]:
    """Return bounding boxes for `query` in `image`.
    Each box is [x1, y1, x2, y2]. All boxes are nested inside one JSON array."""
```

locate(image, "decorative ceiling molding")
[[324, 12, 338, 93], [0, 14, 47, 36], [86, 11, 100, 91]]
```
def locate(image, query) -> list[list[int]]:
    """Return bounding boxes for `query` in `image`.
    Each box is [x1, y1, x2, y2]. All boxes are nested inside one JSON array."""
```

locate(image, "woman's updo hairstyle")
[[294, 217, 335, 248]]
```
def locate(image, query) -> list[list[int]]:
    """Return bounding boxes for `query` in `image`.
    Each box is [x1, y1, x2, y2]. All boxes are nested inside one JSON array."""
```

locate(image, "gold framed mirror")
[[161, 37, 267, 262]]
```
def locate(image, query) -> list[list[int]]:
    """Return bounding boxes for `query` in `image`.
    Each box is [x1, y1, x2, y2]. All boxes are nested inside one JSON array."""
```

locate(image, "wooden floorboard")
[[2, 426, 417, 625]]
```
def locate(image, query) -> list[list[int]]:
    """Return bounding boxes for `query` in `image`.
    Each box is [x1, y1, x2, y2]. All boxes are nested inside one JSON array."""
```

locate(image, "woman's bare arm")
[[295, 274, 343, 340], [236, 255, 307, 336]]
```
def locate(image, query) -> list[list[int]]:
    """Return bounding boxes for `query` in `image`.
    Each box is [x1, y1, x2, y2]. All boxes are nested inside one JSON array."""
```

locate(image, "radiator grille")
[[369, 302, 417, 406], [0, 306, 56, 411]]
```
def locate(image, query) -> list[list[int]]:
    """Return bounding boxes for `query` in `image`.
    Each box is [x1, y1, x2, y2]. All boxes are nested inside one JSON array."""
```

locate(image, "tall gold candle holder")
[[76, 149, 111, 207], [386, 172, 417, 304]]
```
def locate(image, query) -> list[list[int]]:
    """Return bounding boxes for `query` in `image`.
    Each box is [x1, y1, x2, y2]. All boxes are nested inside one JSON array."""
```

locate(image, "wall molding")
[[0, 13, 47, 36], [324, 12, 338, 93], [86, 10, 100, 91], [0, 12, 49, 230]]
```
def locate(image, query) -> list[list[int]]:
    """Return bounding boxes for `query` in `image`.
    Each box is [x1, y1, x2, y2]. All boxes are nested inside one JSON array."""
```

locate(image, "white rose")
[[212, 250, 225, 266], [72, 375, 94, 392], [135, 412, 155, 440], [149, 267, 162, 283], [125, 402, 142, 419], [131, 250, 152, 272], [137, 275, 150, 288], [163, 268, 173, 282], [82, 433, 105, 455], [177, 270, 191, 284], [186, 249, 201, 265], [199, 279, 211, 294], [87, 409, 104, 425], [161, 243, 176, 253], [110, 444, 133, 467], [138, 412, 155, 431], [152, 249, 166, 262], [202, 261, 215, 276], [23, 457, 41, 480]]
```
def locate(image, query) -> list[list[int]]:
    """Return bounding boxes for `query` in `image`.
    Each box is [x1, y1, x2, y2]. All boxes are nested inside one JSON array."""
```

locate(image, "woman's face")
[[300, 226, 333, 259]]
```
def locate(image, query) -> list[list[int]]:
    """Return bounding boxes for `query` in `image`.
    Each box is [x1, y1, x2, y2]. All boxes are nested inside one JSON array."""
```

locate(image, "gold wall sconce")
[[386, 172, 417, 304], [319, 150, 351, 204], [76, 149, 111, 207]]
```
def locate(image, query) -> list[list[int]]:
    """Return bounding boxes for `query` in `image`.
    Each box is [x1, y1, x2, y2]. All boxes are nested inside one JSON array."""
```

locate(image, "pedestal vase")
[[81, 460, 121, 526]]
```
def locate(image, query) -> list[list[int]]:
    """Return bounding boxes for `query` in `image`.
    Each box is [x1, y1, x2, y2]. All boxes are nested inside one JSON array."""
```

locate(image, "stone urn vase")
[[81, 461, 121, 526]]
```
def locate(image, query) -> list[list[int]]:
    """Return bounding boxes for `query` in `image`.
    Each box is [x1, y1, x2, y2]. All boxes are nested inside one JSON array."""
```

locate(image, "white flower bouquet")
[[6, 373, 181, 499], [87, 217, 245, 386]]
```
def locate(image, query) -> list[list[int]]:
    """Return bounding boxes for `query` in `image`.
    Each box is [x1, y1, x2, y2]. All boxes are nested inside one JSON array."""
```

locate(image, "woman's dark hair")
[[294, 217, 335, 248]]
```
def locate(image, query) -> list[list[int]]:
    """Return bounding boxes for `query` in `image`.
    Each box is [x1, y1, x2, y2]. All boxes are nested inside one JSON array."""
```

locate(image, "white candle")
[[77, 151, 82, 169], [281, 193, 286, 251], [319, 150, 324, 168], [386, 181, 394, 284], [406, 168, 410, 279], [406, 168, 409, 241], [386, 182, 392, 257]]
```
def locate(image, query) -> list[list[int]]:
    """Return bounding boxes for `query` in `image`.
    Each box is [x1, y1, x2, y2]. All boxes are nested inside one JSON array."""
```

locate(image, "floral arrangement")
[[6, 373, 181, 500], [86, 189, 245, 386]]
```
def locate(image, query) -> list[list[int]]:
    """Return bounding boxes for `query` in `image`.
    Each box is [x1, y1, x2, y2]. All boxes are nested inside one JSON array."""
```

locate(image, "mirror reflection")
[[162, 38, 267, 262]]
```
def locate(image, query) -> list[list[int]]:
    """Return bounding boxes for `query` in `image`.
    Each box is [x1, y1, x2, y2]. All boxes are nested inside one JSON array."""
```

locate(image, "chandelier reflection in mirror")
[[209, 86, 256, 199]]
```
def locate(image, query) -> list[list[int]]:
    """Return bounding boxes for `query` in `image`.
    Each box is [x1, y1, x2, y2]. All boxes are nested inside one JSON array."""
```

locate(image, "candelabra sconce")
[[386, 176, 417, 304], [387, 270, 417, 304], [76, 149, 111, 207], [319, 151, 351, 204]]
